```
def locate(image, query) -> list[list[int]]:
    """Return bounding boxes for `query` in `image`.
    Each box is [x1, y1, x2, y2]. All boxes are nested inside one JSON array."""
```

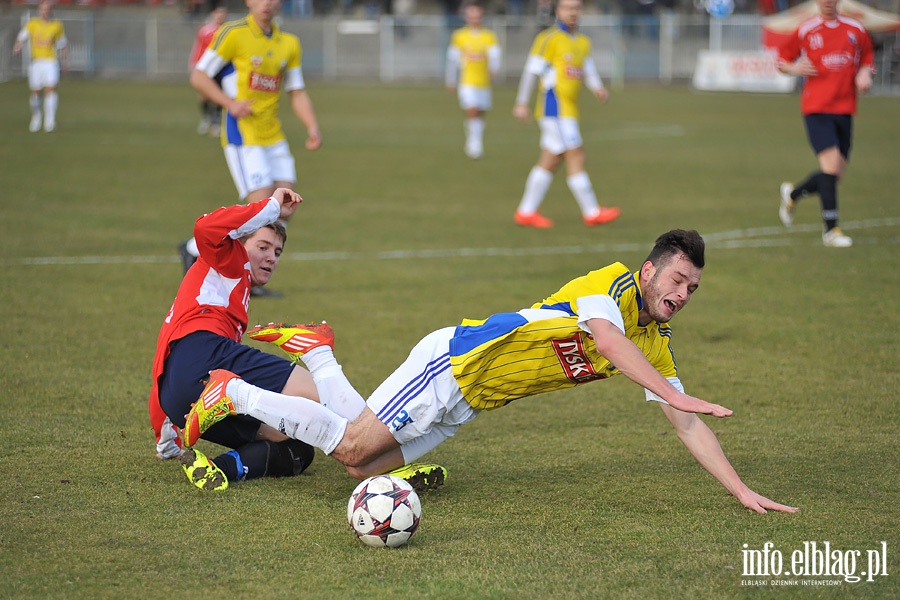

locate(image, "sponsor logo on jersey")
[[465, 51, 486, 61], [564, 65, 583, 79], [552, 334, 605, 383], [821, 52, 853, 71], [249, 71, 281, 92]]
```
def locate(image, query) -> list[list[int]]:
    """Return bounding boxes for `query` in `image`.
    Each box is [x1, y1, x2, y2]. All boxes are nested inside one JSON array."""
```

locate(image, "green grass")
[[1, 79, 898, 599]]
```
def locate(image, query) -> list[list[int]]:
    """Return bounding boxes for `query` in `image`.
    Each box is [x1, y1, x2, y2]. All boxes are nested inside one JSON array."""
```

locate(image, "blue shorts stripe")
[[376, 353, 452, 425]]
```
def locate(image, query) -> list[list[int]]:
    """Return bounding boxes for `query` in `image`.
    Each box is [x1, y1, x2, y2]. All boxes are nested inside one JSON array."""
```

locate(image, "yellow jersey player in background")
[[187, 0, 321, 297], [185, 230, 799, 515], [13, 0, 68, 133], [512, 0, 619, 228], [445, 1, 501, 159]]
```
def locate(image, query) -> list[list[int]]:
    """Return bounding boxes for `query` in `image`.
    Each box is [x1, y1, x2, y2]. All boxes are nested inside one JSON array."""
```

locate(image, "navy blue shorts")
[[804, 113, 853, 158], [158, 331, 294, 449]]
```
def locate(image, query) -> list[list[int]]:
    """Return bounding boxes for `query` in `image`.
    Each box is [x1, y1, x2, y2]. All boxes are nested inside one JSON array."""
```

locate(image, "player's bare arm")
[[190, 69, 253, 118], [779, 56, 817, 77], [659, 403, 799, 514], [289, 89, 321, 151], [587, 318, 733, 418]]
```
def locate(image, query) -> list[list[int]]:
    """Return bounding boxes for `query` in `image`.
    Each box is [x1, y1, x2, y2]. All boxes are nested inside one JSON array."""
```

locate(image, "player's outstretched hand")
[[272, 188, 302, 219], [669, 393, 733, 418], [595, 87, 609, 103], [737, 489, 799, 514]]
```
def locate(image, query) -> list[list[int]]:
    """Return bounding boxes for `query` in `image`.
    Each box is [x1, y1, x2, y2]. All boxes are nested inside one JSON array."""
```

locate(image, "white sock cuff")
[[301, 346, 338, 373]]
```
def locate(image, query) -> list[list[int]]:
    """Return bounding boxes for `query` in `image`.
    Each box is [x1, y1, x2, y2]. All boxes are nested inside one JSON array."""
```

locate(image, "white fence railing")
[[2, 10, 898, 91]]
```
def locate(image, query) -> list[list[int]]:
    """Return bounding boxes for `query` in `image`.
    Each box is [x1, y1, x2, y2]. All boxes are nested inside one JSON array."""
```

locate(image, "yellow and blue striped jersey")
[[528, 23, 592, 119], [449, 27, 499, 88], [450, 262, 677, 410], [206, 15, 302, 146], [23, 18, 65, 61]]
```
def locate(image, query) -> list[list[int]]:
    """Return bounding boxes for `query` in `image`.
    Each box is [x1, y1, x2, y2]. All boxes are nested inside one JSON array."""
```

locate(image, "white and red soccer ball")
[[347, 475, 422, 548]]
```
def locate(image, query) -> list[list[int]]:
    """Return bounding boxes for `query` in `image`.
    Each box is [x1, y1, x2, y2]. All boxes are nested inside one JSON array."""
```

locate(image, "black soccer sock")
[[213, 441, 272, 482], [817, 173, 839, 231], [791, 171, 822, 201], [268, 439, 315, 477]]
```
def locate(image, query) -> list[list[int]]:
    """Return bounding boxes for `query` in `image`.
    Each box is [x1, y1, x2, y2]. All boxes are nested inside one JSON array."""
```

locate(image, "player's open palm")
[[738, 489, 799, 514]]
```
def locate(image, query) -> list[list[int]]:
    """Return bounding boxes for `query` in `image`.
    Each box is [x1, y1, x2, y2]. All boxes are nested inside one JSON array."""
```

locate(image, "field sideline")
[[0, 79, 898, 599]]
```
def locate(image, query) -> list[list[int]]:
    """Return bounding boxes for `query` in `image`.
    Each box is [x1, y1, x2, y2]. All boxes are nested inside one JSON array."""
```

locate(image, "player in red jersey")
[[148, 188, 340, 490], [189, 4, 227, 136], [776, 0, 874, 248]]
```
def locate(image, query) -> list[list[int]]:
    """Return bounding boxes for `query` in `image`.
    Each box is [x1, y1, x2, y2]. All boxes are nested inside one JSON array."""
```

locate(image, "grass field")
[[0, 79, 898, 599]]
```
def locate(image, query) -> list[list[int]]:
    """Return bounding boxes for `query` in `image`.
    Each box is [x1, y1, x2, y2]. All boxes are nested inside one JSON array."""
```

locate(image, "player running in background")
[[188, 4, 228, 136], [13, 0, 68, 133], [512, 0, 619, 229], [445, 1, 501, 159], [185, 230, 798, 514], [183, 0, 322, 297], [776, 0, 874, 248]]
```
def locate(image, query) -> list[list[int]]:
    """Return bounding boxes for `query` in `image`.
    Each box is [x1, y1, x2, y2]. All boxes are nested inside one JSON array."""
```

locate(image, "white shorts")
[[458, 85, 492, 111], [539, 117, 583, 155], [367, 327, 479, 461], [28, 59, 60, 90], [224, 140, 296, 200]]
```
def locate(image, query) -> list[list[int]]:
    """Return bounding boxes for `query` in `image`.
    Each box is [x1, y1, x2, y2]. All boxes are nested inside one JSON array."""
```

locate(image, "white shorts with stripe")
[[457, 84, 492, 111], [28, 59, 60, 90], [539, 117, 583, 155], [224, 139, 296, 200], [367, 327, 479, 462]]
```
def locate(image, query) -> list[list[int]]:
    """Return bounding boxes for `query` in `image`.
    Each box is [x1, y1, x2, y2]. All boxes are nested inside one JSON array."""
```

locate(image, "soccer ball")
[[347, 475, 422, 548]]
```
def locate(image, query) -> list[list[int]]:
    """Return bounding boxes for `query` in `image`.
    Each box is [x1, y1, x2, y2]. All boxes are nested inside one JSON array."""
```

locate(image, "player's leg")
[[27, 63, 42, 132], [559, 119, 619, 226], [41, 60, 61, 132], [515, 118, 565, 227], [807, 115, 852, 247]]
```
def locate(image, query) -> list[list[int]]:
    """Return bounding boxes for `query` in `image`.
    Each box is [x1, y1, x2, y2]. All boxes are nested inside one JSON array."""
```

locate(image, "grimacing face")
[[243, 227, 284, 287], [640, 253, 701, 324]]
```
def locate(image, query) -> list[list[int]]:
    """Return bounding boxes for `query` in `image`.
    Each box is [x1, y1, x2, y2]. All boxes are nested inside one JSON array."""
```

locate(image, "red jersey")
[[189, 21, 222, 70], [779, 16, 874, 116], [148, 197, 280, 456]]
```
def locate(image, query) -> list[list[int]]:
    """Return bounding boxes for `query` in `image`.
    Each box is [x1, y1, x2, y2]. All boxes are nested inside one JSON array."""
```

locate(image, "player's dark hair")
[[645, 229, 705, 269]]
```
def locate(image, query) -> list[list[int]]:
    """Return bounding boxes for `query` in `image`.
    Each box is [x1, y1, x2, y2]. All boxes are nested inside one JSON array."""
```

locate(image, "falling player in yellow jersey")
[[445, 1, 501, 159], [185, 0, 321, 297], [186, 229, 798, 514], [13, 0, 68, 133], [512, 0, 619, 228]]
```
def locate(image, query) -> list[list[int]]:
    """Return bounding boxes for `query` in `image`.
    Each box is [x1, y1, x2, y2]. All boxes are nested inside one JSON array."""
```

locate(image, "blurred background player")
[[188, 4, 228, 137], [512, 0, 619, 229], [183, 0, 322, 297], [13, 0, 68, 133], [445, 1, 501, 160], [776, 0, 873, 248]]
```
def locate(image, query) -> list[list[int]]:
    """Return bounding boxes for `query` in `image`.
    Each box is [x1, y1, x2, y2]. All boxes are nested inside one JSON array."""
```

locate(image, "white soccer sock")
[[30, 95, 41, 117], [185, 237, 199, 258], [567, 171, 600, 217], [517, 166, 553, 214], [467, 117, 485, 147], [302, 347, 366, 421], [227, 379, 347, 455], [44, 92, 58, 124]]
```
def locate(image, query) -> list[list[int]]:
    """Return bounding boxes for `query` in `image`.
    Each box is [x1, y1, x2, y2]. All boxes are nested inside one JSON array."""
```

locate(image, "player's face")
[[639, 253, 701, 324], [556, 0, 583, 30], [243, 227, 284, 287], [816, 0, 838, 19], [246, 0, 281, 26], [38, 1, 52, 19], [464, 5, 484, 27]]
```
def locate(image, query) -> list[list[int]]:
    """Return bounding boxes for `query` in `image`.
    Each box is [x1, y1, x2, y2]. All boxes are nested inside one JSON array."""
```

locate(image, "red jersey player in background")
[[776, 0, 874, 248], [149, 188, 336, 490], [189, 4, 227, 136]]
